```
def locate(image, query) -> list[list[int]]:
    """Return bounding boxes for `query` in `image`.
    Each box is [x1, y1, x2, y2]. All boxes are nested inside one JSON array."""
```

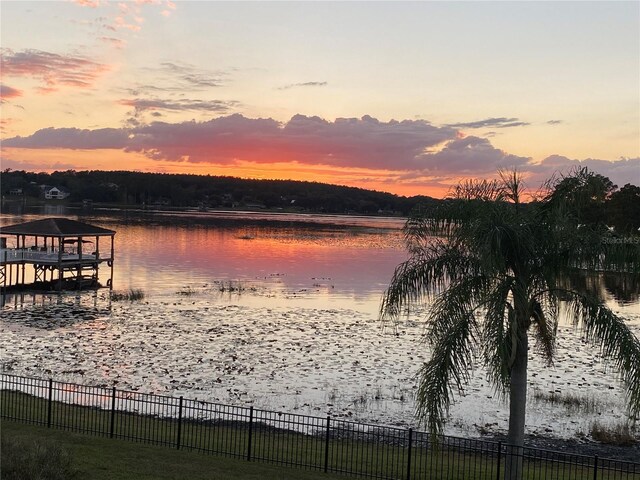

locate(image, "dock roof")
[[0, 218, 115, 237]]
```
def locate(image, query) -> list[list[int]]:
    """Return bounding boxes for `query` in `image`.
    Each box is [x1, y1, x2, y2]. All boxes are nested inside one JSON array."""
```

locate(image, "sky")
[[1, 1, 638, 198]]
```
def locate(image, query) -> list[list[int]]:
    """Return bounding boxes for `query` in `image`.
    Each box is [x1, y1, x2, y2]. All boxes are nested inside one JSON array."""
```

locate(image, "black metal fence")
[[1, 374, 638, 479]]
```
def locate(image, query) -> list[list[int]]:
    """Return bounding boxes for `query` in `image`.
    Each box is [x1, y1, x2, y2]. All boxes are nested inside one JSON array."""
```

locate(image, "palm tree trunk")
[[505, 324, 528, 480]]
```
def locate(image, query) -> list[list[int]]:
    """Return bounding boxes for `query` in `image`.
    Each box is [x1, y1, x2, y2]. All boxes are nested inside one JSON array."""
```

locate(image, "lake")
[[1, 207, 639, 440]]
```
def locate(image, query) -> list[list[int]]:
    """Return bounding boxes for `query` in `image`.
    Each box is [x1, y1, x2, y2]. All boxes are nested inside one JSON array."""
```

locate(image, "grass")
[[532, 389, 600, 413], [1, 433, 78, 480], [590, 421, 638, 446], [110, 289, 145, 301], [1, 422, 345, 480], [1, 389, 636, 480]]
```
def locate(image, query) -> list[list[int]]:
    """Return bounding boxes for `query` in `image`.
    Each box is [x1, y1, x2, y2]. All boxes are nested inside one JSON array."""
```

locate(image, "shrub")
[[1, 436, 77, 480], [590, 421, 637, 446]]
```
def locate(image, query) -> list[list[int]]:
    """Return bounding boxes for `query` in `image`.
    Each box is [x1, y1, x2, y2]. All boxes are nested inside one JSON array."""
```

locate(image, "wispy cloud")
[[0, 49, 110, 93], [120, 98, 239, 114], [279, 81, 328, 90], [72, 0, 102, 7], [73, 0, 175, 34], [161, 0, 176, 17], [0, 154, 79, 171], [0, 118, 16, 132], [99, 36, 127, 49], [0, 84, 23, 101], [126, 62, 227, 97], [547, 120, 563, 125], [159, 62, 225, 88], [448, 117, 530, 129]]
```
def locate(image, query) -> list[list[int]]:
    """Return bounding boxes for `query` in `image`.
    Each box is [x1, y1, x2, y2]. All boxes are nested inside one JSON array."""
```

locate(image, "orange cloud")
[[72, 0, 102, 6], [4, 115, 636, 197]]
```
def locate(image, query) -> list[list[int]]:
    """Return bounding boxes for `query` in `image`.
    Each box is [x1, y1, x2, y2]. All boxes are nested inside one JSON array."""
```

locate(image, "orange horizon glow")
[[2, 147, 455, 198]]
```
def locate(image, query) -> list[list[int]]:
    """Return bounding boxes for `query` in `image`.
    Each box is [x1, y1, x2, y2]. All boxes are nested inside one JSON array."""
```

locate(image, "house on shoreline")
[[42, 185, 71, 200]]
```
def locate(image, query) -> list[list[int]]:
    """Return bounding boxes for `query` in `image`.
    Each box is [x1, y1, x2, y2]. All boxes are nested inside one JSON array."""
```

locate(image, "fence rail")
[[1, 374, 638, 479]]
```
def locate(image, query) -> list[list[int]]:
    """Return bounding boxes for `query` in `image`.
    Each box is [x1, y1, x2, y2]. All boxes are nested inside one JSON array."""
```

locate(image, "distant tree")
[[547, 168, 616, 227], [608, 184, 640, 235], [381, 169, 640, 480]]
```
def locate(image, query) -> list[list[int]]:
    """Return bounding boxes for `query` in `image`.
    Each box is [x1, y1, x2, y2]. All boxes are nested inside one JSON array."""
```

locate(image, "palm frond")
[[416, 309, 477, 437], [413, 274, 489, 435], [379, 241, 480, 320], [528, 298, 557, 365], [482, 276, 516, 395]]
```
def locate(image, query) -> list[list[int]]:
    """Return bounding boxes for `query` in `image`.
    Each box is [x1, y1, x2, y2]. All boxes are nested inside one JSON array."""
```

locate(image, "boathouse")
[[0, 218, 115, 291]]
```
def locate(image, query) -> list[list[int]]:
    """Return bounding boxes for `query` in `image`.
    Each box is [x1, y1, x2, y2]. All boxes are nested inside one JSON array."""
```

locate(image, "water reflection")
[[1, 209, 638, 314], [558, 271, 640, 308], [1, 211, 408, 314]]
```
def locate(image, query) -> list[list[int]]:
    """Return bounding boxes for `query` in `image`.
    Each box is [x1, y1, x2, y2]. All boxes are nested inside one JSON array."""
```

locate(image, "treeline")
[[0, 169, 437, 216], [1, 169, 637, 233]]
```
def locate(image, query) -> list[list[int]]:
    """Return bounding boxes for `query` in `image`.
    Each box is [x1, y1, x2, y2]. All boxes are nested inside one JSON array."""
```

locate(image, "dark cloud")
[[279, 81, 328, 90], [448, 117, 530, 129], [0, 48, 110, 92], [414, 136, 530, 174], [547, 120, 563, 125], [3, 127, 129, 149], [529, 155, 640, 188], [4, 114, 636, 188], [3, 114, 458, 170]]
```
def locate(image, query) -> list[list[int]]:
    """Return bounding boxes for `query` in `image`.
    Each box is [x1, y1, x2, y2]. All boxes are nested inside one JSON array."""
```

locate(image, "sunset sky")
[[1, 1, 638, 197]]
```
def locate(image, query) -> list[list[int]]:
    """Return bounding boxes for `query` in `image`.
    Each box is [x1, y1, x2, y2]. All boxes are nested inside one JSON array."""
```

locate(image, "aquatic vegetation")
[[590, 421, 637, 446], [177, 286, 197, 296], [218, 281, 246, 293], [110, 289, 145, 301], [532, 389, 601, 413]]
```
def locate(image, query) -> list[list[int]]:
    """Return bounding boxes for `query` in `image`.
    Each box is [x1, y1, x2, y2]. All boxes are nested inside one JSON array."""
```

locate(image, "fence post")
[[593, 455, 598, 480], [176, 396, 183, 450], [247, 406, 254, 461], [110, 386, 116, 438], [324, 416, 331, 473], [406, 428, 413, 480], [496, 441, 502, 480], [47, 378, 53, 428]]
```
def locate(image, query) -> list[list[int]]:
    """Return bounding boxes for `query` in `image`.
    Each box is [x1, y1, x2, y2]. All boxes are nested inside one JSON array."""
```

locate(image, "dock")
[[0, 218, 115, 291]]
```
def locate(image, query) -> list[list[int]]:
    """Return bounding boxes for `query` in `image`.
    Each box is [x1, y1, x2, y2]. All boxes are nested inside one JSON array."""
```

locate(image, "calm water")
[[1, 207, 639, 440], [1, 209, 407, 313]]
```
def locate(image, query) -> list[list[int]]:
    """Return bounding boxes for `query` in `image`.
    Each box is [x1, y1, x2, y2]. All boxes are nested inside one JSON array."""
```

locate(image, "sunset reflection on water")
[[108, 219, 408, 312], [1, 210, 409, 314]]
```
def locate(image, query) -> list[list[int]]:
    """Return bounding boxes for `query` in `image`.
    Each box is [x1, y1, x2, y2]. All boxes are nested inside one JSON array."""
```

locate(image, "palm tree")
[[380, 169, 640, 479]]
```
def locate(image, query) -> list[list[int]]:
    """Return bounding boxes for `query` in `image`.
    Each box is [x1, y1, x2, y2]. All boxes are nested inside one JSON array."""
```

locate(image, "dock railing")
[[1, 373, 638, 479], [0, 248, 99, 264]]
